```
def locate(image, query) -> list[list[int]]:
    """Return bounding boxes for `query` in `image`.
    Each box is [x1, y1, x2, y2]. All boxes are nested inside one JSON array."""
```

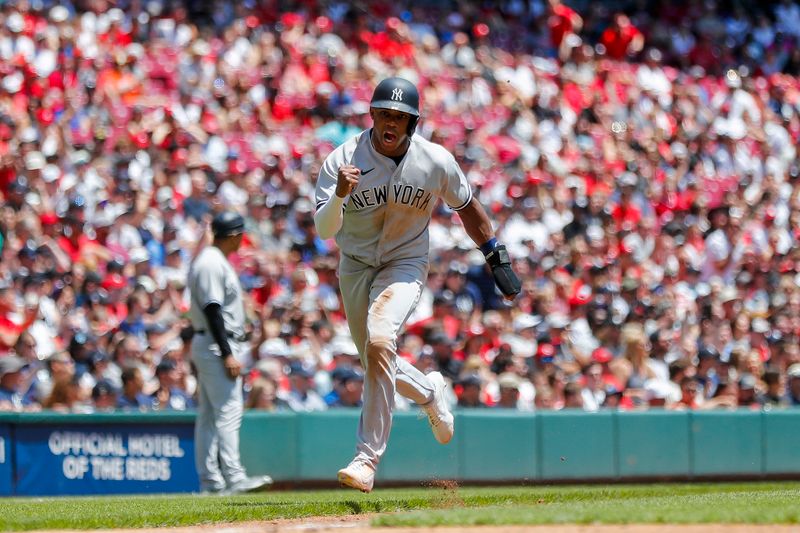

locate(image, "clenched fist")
[[336, 165, 360, 198]]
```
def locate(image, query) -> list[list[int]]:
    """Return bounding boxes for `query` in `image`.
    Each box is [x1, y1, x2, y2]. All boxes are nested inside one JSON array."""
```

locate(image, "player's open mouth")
[[383, 131, 397, 144]]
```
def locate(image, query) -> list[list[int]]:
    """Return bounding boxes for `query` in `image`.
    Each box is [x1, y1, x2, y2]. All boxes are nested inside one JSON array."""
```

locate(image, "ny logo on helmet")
[[391, 88, 403, 101]]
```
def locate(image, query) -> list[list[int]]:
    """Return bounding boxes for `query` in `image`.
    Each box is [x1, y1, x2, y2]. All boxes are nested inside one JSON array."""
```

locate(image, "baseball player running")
[[189, 211, 273, 495], [314, 77, 521, 492]]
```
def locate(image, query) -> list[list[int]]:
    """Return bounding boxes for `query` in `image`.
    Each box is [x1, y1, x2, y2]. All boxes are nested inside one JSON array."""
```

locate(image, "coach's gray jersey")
[[315, 130, 473, 266], [188, 246, 246, 340]]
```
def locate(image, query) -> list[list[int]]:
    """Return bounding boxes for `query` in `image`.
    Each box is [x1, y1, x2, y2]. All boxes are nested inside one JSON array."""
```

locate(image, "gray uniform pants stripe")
[[192, 339, 246, 491], [339, 255, 435, 468]]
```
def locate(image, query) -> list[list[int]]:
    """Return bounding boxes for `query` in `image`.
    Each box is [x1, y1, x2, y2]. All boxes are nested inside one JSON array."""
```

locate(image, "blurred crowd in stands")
[[0, 0, 799, 413]]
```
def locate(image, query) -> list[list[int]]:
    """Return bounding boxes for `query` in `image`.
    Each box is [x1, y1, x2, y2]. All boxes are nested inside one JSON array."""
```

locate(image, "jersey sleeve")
[[441, 154, 473, 211], [192, 260, 225, 308], [315, 152, 341, 211]]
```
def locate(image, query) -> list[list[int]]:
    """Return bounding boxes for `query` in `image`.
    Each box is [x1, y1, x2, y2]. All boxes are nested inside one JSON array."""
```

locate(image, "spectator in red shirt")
[[611, 172, 642, 232], [547, 0, 583, 48], [0, 286, 39, 352], [56, 215, 99, 265], [600, 13, 644, 60], [674, 377, 701, 409], [363, 17, 415, 64]]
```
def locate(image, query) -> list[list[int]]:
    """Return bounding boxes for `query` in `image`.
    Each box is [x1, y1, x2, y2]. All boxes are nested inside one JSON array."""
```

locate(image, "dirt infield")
[[27, 516, 800, 533]]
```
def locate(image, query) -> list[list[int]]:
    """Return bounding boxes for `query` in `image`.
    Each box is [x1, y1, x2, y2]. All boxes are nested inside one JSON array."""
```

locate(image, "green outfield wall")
[[1, 409, 798, 495], [239, 409, 800, 483]]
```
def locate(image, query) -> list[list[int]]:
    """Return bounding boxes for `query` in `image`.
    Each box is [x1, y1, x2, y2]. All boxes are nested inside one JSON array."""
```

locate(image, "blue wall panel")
[[0, 424, 11, 495], [690, 411, 763, 476], [458, 411, 537, 481], [539, 411, 616, 480], [617, 411, 691, 477]]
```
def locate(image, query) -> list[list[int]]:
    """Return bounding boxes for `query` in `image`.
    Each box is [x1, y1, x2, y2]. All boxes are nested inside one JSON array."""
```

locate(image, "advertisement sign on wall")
[[14, 424, 198, 495]]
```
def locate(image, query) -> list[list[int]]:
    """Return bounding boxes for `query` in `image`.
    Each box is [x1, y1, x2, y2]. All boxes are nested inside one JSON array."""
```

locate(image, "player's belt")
[[194, 330, 250, 342]]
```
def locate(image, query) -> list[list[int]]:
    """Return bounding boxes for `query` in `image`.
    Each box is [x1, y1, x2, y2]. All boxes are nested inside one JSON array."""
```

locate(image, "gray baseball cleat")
[[223, 475, 274, 495], [199, 484, 226, 496]]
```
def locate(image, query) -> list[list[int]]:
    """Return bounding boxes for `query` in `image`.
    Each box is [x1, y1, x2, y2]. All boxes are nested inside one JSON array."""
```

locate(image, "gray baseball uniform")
[[315, 129, 472, 468], [188, 246, 249, 492]]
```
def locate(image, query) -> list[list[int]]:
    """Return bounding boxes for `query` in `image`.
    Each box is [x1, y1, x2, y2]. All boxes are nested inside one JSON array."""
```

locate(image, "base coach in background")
[[188, 211, 272, 495]]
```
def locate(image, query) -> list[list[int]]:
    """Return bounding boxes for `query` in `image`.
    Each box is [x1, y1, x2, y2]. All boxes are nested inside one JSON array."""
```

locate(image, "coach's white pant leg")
[[193, 374, 225, 492], [214, 373, 246, 486], [192, 340, 247, 488]]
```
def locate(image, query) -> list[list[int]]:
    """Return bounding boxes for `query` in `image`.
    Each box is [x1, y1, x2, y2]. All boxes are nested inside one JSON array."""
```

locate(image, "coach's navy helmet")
[[211, 211, 245, 238], [370, 77, 420, 134]]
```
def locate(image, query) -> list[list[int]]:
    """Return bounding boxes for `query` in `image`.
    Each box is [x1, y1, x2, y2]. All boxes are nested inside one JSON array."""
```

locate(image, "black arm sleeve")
[[202, 303, 233, 358]]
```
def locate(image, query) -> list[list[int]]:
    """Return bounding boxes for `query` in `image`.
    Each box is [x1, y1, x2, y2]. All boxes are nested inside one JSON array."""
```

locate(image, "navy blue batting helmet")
[[370, 77, 420, 134], [211, 211, 245, 238]]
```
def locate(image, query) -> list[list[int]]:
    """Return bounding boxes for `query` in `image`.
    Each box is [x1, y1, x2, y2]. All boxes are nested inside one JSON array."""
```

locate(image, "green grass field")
[[1, 482, 799, 531]]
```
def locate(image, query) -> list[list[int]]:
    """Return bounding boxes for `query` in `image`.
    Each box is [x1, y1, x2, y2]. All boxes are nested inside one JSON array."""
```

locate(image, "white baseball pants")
[[339, 255, 436, 469], [192, 337, 248, 492]]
